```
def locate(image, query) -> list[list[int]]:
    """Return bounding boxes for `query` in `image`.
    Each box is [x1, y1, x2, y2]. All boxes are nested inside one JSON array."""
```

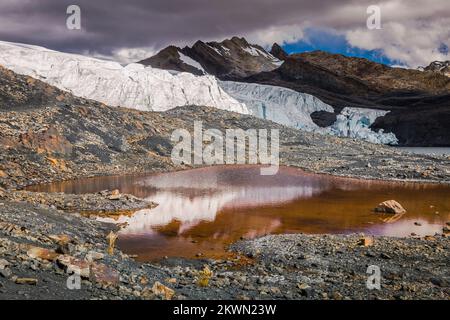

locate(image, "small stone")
[[57, 256, 90, 278], [166, 278, 177, 284], [15, 278, 38, 285], [414, 222, 422, 226], [374, 200, 406, 214], [86, 251, 105, 262], [430, 277, 446, 287], [27, 247, 59, 261], [152, 281, 175, 300], [297, 283, 313, 297], [358, 236, 374, 247], [0, 268, 12, 278], [332, 291, 343, 300], [381, 253, 392, 260], [48, 234, 71, 245], [109, 194, 121, 200], [0, 259, 9, 270], [90, 263, 119, 284]]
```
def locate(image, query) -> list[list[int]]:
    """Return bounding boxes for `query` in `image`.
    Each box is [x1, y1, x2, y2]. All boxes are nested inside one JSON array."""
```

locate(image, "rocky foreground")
[[0, 198, 448, 300], [0, 66, 449, 299]]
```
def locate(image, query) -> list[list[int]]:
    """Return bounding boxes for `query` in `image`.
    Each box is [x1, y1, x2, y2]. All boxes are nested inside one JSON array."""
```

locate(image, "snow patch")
[[242, 45, 263, 57], [221, 45, 231, 55], [178, 51, 205, 73], [206, 44, 223, 56]]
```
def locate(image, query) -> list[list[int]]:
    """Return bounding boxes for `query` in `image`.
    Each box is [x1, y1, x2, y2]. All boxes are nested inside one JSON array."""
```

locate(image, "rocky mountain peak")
[[139, 36, 283, 80], [270, 43, 289, 60], [420, 60, 450, 77]]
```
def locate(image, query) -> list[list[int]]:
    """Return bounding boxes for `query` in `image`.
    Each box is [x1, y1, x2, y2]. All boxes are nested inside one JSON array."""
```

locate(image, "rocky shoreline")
[[0, 197, 448, 300], [0, 189, 156, 214]]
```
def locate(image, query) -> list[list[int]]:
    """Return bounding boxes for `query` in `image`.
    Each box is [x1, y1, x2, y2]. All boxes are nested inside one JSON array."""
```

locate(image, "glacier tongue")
[[0, 41, 248, 113], [220, 81, 398, 145], [325, 107, 398, 145], [219, 81, 334, 131]]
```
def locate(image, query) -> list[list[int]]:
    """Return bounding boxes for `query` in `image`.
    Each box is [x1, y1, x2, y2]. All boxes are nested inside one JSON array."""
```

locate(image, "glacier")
[[219, 81, 398, 144], [0, 41, 397, 144], [219, 81, 334, 131], [325, 107, 398, 145], [0, 41, 248, 113]]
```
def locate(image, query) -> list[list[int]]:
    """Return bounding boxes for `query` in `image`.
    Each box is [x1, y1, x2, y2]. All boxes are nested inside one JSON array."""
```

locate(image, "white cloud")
[[1, 0, 449, 67], [346, 18, 450, 67], [84, 46, 157, 65], [245, 24, 307, 48]]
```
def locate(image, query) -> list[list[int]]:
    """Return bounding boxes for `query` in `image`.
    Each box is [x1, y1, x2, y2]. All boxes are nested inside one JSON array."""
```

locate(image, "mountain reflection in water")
[[28, 165, 450, 260]]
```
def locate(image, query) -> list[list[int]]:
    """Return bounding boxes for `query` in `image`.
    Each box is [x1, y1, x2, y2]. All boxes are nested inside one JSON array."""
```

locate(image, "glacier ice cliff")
[[219, 81, 334, 131], [0, 41, 248, 113], [219, 81, 398, 145], [325, 107, 398, 145]]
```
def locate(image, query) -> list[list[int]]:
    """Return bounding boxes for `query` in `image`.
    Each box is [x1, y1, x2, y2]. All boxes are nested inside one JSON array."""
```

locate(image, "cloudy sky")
[[0, 0, 448, 67]]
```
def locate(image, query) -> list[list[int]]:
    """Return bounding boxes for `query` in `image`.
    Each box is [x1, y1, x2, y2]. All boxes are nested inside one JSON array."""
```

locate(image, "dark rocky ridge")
[[420, 61, 450, 77], [243, 51, 450, 146], [270, 43, 289, 61], [139, 37, 281, 80], [139, 37, 450, 146], [137, 46, 205, 76]]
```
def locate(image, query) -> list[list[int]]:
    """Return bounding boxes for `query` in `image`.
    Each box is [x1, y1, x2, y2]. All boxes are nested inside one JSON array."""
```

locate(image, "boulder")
[[0, 258, 9, 270], [57, 255, 90, 278], [152, 281, 175, 300], [27, 246, 59, 261], [374, 200, 406, 214], [358, 236, 374, 247], [90, 262, 119, 284], [15, 278, 38, 285]]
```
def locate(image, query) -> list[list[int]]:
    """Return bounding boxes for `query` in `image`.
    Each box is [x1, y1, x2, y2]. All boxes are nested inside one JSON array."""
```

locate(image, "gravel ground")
[[0, 198, 448, 300]]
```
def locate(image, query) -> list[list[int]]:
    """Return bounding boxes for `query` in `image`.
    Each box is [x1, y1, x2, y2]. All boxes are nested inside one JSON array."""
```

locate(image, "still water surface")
[[28, 165, 450, 260]]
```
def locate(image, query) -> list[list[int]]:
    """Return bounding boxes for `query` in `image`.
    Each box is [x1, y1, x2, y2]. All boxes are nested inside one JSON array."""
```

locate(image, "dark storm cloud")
[[0, 0, 355, 54], [0, 0, 449, 66]]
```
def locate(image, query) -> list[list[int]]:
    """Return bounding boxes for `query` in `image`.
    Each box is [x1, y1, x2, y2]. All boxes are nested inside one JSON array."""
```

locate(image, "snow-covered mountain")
[[0, 41, 248, 113], [220, 81, 398, 144], [0, 40, 397, 144]]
